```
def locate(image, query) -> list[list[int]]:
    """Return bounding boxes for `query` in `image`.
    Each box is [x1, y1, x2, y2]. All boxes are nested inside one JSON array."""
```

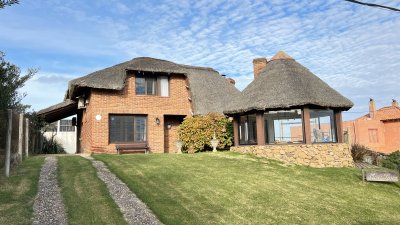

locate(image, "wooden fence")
[[0, 109, 43, 177]]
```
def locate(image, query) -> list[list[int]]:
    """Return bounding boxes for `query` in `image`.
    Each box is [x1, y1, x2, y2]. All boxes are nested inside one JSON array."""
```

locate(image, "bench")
[[362, 169, 399, 182], [115, 143, 149, 154]]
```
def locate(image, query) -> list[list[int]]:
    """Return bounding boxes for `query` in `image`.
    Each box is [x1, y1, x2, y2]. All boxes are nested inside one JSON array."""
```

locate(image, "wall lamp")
[[155, 117, 160, 125]]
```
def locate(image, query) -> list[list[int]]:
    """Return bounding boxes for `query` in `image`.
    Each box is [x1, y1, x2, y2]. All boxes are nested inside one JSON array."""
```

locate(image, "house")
[[38, 57, 240, 153], [343, 99, 400, 154], [224, 51, 354, 167]]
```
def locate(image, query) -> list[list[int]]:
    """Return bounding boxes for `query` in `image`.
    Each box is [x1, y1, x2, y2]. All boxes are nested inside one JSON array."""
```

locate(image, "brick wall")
[[252, 58, 267, 79], [231, 143, 354, 168], [79, 73, 192, 153]]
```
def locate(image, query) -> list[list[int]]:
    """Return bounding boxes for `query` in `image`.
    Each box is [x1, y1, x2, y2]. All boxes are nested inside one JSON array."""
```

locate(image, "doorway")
[[164, 115, 185, 153]]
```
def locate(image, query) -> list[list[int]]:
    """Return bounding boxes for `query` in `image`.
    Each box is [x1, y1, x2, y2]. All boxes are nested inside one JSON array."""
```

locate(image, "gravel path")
[[83, 155, 163, 225], [32, 156, 68, 225]]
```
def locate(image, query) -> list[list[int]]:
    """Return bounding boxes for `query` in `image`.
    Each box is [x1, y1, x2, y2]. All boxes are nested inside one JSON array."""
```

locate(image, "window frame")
[[309, 109, 337, 143], [368, 129, 379, 143], [264, 110, 304, 144], [108, 114, 148, 144], [135, 74, 169, 97], [59, 119, 75, 132], [238, 114, 257, 145]]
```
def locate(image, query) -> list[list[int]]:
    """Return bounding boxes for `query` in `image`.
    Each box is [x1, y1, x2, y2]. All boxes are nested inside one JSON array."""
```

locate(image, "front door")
[[164, 115, 185, 153]]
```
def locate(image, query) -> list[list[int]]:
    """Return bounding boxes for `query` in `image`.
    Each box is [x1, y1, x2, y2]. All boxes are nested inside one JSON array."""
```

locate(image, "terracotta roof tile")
[[360, 106, 400, 121]]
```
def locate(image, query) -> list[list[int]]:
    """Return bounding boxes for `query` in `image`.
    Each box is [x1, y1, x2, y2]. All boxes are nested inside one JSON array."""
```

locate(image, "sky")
[[0, 0, 399, 120]]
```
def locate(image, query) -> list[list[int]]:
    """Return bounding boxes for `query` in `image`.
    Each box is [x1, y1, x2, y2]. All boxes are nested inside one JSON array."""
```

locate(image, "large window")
[[135, 75, 169, 96], [109, 115, 147, 143], [264, 110, 303, 144], [239, 114, 257, 145], [309, 110, 336, 143]]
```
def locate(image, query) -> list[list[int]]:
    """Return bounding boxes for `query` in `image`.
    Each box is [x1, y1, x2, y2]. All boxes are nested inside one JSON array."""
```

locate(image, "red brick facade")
[[79, 73, 191, 153]]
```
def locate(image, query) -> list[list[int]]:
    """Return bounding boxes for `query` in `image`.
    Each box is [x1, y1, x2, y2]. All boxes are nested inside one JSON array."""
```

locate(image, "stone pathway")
[[83, 155, 162, 225], [32, 156, 68, 225]]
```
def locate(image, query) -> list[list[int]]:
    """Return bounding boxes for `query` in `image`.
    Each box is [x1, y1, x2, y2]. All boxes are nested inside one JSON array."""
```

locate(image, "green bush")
[[178, 113, 233, 153], [41, 137, 66, 154], [381, 151, 400, 172]]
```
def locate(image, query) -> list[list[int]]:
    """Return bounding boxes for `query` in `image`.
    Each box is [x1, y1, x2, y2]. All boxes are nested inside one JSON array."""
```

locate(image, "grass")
[[57, 156, 127, 225], [0, 156, 45, 225], [94, 152, 400, 225]]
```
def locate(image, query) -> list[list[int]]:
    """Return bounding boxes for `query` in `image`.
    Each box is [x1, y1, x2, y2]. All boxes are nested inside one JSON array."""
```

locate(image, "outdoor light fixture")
[[155, 117, 160, 125], [167, 123, 172, 129]]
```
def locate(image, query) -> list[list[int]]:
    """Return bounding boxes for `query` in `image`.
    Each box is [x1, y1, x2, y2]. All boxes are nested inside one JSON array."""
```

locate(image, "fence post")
[[18, 113, 24, 160], [5, 109, 12, 177], [25, 118, 29, 157], [32, 131, 36, 154]]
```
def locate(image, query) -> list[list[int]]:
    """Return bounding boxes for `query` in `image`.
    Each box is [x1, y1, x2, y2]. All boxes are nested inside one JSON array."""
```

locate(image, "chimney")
[[252, 58, 267, 79], [369, 98, 376, 119], [226, 78, 236, 85], [392, 99, 399, 107]]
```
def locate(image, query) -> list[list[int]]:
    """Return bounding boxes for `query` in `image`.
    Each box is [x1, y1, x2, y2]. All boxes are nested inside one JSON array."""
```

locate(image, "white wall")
[[44, 120, 77, 154]]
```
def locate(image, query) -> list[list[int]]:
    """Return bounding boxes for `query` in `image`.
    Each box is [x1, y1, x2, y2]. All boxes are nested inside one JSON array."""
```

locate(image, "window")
[[368, 129, 378, 143], [309, 110, 336, 143], [59, 119, 75, 132], [239, 114, 257, 145], [109, 115, 147, 143], [264, 110, 303, 144], [135, 75, 169, 96]]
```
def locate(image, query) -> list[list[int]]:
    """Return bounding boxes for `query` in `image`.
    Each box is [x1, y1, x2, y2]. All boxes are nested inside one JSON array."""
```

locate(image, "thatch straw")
[[224, 51, 353, 114]]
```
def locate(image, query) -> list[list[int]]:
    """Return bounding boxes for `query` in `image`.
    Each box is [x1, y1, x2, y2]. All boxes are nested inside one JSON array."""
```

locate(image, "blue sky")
[[0, 0, 399, 120]]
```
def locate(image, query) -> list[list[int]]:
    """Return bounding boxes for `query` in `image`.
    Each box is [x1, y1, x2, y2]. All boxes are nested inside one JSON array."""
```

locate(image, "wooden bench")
[[115, 143, 149, 154], [362, 169, 399, 182]]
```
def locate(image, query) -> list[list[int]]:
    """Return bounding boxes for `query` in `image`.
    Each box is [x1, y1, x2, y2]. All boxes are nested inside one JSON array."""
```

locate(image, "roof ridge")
[[271, 50, 294, 61]]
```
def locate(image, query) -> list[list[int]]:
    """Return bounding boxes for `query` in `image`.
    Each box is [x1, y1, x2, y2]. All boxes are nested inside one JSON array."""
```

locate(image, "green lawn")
[[57, 156, 127, 225], [0, 156, 45, 225], [94, 152, 400, 225]]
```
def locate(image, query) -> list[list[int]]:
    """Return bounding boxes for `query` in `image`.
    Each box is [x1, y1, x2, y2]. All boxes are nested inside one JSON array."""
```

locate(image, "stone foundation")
[[230, 143, 354, 168]]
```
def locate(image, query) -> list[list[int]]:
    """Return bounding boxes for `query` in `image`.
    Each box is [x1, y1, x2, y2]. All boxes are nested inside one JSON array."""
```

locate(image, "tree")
[[0, 51, 36, 112], [0, 0, 19, 9]]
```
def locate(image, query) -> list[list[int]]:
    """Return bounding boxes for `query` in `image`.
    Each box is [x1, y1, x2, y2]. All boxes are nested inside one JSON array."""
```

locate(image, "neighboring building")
[[224, 51, 354, 167], [38, 57, 240, 153], [343, 99, 400, 154], [44, 119, 77, 154]]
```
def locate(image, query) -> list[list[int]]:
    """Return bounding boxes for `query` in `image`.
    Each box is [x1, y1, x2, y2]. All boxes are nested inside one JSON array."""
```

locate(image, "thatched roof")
[[224, 51, 353, 114], [37, 99, 77, 123], [66, 57, 241, 115]]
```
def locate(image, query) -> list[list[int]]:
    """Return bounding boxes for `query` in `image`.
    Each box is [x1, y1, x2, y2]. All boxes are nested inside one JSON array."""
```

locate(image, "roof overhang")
[[37, 100, 78, 123]]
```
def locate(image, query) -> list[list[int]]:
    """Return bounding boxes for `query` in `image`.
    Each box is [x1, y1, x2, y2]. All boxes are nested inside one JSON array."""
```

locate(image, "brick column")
[[302, 107, 311, 144], [233, 116, 239, 146], [256, 112, 265, 145], [335, 111, 343, 143]]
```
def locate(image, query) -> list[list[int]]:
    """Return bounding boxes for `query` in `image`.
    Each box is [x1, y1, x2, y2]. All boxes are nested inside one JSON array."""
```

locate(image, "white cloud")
[[1, 0, 399, 119]]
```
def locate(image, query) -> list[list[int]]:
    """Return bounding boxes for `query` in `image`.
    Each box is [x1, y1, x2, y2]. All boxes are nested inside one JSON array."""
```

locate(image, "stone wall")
[[230, 143, 354, 168]]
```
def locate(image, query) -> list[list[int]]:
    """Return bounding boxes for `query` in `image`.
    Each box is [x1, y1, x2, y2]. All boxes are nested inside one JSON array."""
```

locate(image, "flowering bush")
[[178, 113, 233, 153]]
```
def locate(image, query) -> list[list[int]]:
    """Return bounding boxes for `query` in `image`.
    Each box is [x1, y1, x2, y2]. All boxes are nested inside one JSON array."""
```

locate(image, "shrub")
[[41, 136, 66, 154], [178, 113, 233, 153], [381, 151, 400, 172], [350, 143, 379, 163]]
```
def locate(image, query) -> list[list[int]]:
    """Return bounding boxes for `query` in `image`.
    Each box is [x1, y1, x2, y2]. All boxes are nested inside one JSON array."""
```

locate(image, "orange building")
[[343, 99, 400, 154]]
